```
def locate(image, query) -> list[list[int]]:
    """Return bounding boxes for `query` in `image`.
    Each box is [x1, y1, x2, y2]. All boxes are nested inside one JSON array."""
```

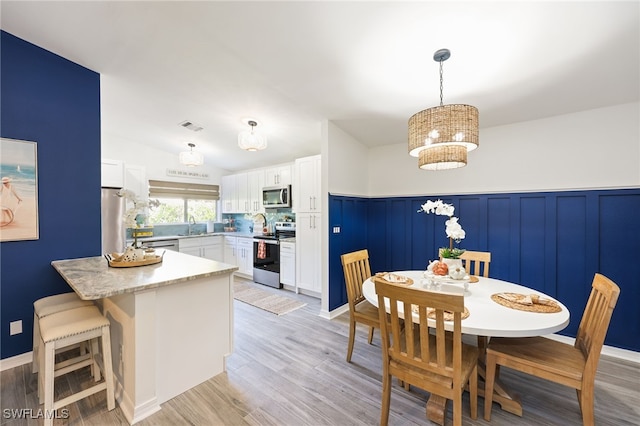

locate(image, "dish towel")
[[257, 240, 266, 260]]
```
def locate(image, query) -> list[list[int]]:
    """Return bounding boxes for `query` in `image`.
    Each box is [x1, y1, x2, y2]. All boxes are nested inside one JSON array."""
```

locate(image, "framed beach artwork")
[[0, 138, 39, 242]]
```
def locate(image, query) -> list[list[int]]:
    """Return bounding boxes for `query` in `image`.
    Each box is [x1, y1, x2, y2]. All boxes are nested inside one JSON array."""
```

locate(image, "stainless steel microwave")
[[262, 185, 291, 208]]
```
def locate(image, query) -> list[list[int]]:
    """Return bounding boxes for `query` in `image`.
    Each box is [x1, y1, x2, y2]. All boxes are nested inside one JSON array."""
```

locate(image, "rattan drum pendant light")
[[408, 49, 479, 170]]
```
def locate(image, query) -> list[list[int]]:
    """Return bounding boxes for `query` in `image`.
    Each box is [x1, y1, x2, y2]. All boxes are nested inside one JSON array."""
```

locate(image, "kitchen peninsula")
[[51, 250, 238, 424]]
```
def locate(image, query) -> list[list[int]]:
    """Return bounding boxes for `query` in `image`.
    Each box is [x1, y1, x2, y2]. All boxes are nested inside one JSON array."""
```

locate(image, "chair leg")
[[380, 373, 392, 426], [32, 312, 40, 374], [469, 364, 478, 419], [346, 320, 356, 362], [453, 391, 462, 426], [101, 326, 116, 411], [91, 337, 101, 382], [578, 385, 595, 426], [484, 354, 497, 421], [43, 341, 56, 426], [477, 336, 488, 362], [367, 326, 374, 344], [38, 335, 45, 403]]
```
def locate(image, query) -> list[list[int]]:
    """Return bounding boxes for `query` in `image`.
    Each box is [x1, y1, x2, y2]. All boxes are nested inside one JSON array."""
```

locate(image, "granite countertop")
[[132, 232, 255, 244], [51, 250, 238, 300]]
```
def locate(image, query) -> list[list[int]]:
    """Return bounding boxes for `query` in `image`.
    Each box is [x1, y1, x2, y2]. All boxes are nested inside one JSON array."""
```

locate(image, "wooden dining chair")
[[341, 249, 380, 362], [459, 250, 491, 278], [483, 273, 620, 425], [454, 250, 492, 352], [374, 277, 478, 426]]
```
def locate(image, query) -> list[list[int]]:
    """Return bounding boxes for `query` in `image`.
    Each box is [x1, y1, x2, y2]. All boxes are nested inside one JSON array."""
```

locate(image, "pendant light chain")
[[439, 58, 444, 107]]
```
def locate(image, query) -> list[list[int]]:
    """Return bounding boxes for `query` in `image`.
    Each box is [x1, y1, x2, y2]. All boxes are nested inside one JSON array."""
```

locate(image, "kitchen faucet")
[[188, 215, 196, 235]]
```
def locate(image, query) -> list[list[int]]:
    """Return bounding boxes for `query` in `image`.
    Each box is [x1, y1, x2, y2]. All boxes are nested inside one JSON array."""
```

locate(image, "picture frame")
[[0, 137, 39, 242]]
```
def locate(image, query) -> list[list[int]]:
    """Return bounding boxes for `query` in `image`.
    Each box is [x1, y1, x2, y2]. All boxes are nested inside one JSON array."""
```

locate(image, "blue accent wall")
[[1, 31, 101, 359], [329, 189, 640, 352]]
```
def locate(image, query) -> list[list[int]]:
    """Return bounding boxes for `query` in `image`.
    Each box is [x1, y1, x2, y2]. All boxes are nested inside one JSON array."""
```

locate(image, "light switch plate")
[[10, 320, 22, 335]]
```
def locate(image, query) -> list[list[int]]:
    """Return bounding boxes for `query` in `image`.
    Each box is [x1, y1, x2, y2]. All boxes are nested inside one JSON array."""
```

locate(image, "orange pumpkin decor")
[[432, 261, 449, 276]]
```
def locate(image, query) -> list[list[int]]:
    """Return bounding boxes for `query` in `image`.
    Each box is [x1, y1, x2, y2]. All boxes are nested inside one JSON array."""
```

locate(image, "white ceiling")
[[2, 1, 638, 172]]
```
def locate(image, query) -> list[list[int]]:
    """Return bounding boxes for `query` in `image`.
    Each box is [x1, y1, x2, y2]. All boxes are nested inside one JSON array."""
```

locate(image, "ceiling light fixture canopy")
[[408, 48, 479, 170], [179, 142, 204, 167], [238, 119, 267, 151]]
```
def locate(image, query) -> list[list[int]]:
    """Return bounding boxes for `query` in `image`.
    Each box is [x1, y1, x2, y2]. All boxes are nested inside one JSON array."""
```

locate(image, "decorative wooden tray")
[[374, 272, 414, 286], [104, 252, 164, 268]]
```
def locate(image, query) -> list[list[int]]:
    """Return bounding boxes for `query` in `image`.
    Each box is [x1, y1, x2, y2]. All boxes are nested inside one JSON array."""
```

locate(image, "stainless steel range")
[[252, 222, 295, 288]]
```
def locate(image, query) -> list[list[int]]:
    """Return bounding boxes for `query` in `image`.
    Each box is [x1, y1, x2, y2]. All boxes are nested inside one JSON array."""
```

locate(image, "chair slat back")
[[575, 273, 620, 373], [374, 278, 465, 383], [459, 250, 491, 277], [341, 249, 372, 310]]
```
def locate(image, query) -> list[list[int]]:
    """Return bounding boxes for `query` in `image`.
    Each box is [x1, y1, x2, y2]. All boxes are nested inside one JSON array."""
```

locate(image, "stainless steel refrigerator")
[[101, 187, 126, 253]]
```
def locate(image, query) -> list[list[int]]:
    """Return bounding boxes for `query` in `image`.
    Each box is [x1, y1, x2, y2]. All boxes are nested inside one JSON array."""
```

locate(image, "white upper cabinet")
[[221, 162, 293, 214], [124, 164, 147, 202], [247, 170, 265, 214], [221, 175, 238, 213], [101, 158, 124, 188], [236, 173, 249, 213], [265, 164, 292, 187], [294, 155, 321, 213]]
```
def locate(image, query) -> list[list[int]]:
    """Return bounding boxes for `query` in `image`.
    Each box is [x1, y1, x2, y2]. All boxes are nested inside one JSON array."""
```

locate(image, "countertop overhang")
[[51, 250, 238, 300]]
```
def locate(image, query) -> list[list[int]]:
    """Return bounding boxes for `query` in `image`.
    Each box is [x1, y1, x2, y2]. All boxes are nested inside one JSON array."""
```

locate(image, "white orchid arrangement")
[[117, 189, 145, 228], [117, 189, 160, 248], [418, 199, 466, 259]]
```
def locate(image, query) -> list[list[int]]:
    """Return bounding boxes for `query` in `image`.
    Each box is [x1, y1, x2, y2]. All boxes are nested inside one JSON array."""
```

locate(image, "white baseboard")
[[324, 304, 348, 320], [544, 334, 640, 363], [0, 351, 32, 371]]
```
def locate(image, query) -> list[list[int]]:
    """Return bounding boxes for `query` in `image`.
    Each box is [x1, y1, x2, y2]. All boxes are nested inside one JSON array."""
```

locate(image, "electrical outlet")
[[333, 226, 341, 233], [10, 320, 23, 336]]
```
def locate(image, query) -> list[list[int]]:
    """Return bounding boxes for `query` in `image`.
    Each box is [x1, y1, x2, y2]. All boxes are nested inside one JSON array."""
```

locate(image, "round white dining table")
[[363, 271, 571, 422], [363, 270, 570, 337]]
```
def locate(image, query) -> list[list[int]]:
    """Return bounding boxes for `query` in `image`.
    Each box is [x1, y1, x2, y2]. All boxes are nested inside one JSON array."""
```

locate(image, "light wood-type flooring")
[[2, 279, 639, 425]]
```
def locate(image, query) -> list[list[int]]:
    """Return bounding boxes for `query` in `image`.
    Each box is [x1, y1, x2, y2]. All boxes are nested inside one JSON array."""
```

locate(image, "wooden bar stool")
[[32, 293, 94, 373], [38, 305, 115, 426]]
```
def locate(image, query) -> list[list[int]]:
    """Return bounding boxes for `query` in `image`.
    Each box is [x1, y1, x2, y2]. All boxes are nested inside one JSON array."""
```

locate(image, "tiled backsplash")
[[128, 210, 295, 238], [224, 210, 295, 233]]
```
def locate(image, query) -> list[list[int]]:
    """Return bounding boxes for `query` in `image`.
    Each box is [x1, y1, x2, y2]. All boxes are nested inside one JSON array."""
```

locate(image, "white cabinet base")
[[102, 272, 233, 424]]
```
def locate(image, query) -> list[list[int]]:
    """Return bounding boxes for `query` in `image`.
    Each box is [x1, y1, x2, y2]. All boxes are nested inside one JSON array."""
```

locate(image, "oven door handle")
[[253, 239, 279, 245]]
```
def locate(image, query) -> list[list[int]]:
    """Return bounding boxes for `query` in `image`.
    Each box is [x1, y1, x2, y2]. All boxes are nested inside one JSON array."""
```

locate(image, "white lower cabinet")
[[236, 237, 253, 277], [179, 236, 223, 261], [295, 213, 321, 295], [224, 236, 253, 278], [279, 241, 296, 287]]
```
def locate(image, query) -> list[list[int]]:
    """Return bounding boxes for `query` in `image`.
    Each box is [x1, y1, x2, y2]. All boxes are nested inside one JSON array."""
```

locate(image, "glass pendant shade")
[[418, 144, 467, 170], [408, 104, 479, 157], [238, 120, 267, 151], [179, 143, 204, 167]]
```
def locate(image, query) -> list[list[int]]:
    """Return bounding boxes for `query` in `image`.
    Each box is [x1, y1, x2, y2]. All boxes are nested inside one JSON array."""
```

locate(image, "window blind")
[[148, 180, 219, 200]]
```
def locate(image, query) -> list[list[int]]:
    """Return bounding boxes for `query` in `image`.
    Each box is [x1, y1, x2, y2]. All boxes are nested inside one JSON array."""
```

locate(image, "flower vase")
[[442, 258, 465, 279]]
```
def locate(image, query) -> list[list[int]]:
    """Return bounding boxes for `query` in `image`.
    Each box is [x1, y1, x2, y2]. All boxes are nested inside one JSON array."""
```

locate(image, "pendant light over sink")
[[408, 48, 479, 170], [179, 143, 204, 167]]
